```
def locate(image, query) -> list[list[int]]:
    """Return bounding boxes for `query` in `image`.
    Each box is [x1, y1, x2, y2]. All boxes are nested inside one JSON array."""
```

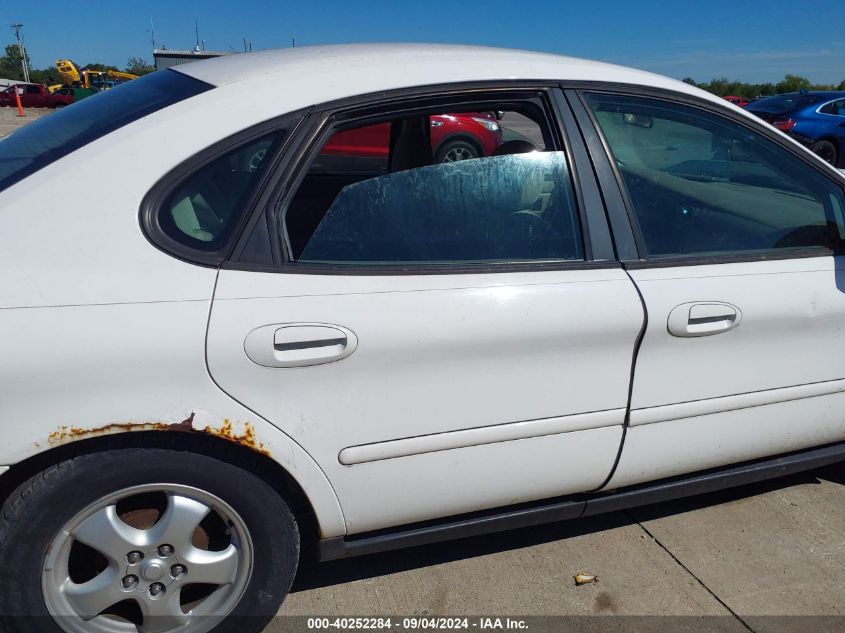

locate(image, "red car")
[[0, 83, 74, 108], [322, 112, 503, 163], [723, 95, 750, 107]]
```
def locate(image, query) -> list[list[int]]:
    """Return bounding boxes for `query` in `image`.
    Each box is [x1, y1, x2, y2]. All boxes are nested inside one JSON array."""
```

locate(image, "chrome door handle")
[[667, 302, 742, 337], [244, 323, 358, 367]]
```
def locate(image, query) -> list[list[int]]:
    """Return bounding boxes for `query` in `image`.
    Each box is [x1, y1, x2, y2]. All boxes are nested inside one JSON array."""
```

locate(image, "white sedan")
[[1, 44, 845, 633]]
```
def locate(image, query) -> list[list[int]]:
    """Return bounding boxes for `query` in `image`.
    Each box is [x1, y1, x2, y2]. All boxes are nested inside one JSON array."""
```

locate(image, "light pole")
[[10, 23, 30, 83]]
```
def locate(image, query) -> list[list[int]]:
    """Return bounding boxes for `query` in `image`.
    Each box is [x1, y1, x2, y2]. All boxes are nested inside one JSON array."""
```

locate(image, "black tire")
[[435, 138, 481, 163], [810, 139, 838, 166], [0, 448, 299, 633]]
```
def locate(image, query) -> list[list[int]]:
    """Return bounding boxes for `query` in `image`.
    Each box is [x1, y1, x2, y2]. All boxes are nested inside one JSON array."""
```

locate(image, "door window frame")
[[225, 81, 620, 275], [139, 110, 308, 267], [564, 82, 845, 269]]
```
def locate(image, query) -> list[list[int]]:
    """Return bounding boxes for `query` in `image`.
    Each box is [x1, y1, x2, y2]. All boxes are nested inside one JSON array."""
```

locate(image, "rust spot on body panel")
[[46, 413, 271, 457]]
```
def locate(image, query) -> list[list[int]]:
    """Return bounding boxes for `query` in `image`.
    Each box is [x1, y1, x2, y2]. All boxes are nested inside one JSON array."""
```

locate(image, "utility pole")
[[149, 17, 156, 51], [10, 23, 30, 83]]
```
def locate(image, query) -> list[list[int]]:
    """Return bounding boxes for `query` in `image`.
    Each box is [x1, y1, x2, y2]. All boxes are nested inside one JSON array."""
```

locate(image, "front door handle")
[[244, 323, 358, 368], [667, 302, 742, 337]]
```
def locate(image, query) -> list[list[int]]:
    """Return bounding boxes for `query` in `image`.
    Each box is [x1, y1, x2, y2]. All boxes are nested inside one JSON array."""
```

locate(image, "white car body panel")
[[610, 392, 845, 488], [605, 257, 845, 489], [0, 298, 347, 538], [1, 44, 843, 543], [207, 268, 643, 533]]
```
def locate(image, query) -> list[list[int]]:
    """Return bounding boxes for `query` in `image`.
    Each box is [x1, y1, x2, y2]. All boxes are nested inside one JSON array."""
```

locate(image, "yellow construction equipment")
[[56, 59, 138, 92]]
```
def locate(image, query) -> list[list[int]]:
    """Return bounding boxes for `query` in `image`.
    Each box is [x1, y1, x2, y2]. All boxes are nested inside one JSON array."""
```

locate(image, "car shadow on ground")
[[290, 462, 844, 593]]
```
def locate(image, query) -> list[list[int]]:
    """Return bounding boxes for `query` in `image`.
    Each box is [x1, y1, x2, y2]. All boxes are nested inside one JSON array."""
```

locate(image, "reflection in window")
[[585, 93, 845, 257]]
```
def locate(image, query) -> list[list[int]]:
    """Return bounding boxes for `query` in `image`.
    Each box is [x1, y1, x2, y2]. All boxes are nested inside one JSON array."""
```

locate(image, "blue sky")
[[4, 0, 844, 84]]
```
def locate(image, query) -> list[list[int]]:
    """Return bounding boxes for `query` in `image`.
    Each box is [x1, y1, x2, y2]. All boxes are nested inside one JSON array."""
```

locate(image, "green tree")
[[0, 43, 29, 81], [682, 77, 696, 85], [30, 67, 63, 86], [775, 74, 812, 94], [125, 57, 154, 75], [838, 79, 845, 91]]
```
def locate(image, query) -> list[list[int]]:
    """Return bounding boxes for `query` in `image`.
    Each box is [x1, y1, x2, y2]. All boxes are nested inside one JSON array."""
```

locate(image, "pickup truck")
[[0, 83, 74, 108]]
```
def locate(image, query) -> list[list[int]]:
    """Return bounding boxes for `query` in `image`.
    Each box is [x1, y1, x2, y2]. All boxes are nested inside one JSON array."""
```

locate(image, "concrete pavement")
[[278, 463, 845, 632], [0, 107, 51, 137]]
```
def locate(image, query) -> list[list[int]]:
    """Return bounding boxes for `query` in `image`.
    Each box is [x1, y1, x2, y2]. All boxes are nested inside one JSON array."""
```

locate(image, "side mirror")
[[624, 113, 654, 129]]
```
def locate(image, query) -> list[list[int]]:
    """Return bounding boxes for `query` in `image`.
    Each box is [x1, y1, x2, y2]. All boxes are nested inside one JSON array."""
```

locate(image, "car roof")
[[171, 43, 723, 105]]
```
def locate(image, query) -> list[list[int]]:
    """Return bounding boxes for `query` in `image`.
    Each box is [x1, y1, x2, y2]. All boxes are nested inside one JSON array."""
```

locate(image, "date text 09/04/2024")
[[307, 618, 529, 630]]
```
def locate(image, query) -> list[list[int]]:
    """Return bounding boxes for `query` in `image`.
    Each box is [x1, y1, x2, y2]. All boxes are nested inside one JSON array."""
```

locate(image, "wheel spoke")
[[137, 588, 189, 633], [71, 505, 149, 563], [148, 494, 211, 553], [181, 544, 239, 586], [62, 569, 122, 620]]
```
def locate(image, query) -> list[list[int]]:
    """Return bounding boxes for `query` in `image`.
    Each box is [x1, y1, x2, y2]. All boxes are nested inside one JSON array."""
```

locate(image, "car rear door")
[[204, 87, 644, 535], [572, 88, 845, 489]]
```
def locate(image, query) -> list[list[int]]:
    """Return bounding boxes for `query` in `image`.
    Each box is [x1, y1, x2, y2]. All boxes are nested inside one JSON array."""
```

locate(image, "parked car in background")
[[320, 112, 503, 167], [1, 45, 845, 633], [723, 95, 750, 107], [0, 83, 74, 108], [746, 91, 845, 166]]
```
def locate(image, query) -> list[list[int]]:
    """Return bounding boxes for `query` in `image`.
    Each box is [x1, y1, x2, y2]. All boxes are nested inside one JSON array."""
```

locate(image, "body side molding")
[[318, 440, 845, 560], [338, 409, 625, 465], [630, 378, 845, 427]]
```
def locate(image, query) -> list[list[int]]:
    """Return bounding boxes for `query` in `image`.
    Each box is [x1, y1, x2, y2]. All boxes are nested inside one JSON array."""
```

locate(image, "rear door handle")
[[667, 302, 742, 337], [244, 323, 358, 367]]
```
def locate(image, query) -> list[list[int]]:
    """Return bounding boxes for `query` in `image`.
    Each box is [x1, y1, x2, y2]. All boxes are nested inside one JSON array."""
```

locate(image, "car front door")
[[576, 90, 845, 489], [203, 88, 644, 535]]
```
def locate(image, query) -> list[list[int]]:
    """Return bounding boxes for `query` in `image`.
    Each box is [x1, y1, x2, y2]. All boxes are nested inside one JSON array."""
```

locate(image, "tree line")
[[0, 44, 154, 85], [684, 74, 845, 98]]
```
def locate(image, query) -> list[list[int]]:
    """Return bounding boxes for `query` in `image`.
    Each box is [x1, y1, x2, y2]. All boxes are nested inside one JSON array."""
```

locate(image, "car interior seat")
[[389, 117, 434, 172]]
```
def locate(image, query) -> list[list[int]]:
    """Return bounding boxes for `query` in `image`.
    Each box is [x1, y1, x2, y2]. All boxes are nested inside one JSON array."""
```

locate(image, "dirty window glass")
[[585, 93, 845, 257], [299, 152, 582, 264], [159, 131, 286, 250]]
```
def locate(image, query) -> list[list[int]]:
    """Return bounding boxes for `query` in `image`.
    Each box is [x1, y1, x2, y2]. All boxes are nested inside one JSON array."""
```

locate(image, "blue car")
[[746, 91, 845, 167]]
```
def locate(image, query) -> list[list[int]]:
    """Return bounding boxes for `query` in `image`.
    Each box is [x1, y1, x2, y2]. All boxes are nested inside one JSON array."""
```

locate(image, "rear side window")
[[285, 103, 583, 266], [159, 131, 287, 250], [0, 70, 211, 192], [820, 99, 845, 116], [585, 92, 845, 258], [300, 152, 580, 263]]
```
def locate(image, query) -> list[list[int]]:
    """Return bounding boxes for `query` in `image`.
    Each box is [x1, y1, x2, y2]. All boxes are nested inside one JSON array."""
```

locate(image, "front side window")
[[284, 102, 583, 265], [585, 93, 845, 258]]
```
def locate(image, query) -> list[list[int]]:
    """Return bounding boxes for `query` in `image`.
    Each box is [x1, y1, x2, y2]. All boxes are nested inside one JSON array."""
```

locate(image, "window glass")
[[0, 70, 211, 193], [285, 106, 582, 265], [585, 93, 845, 257], [159, 131, 286, 250]]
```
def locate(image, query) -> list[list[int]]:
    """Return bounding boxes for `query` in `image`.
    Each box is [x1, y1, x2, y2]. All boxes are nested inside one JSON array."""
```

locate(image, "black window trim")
[[567, 81, 845, 269], [139, 108, 309, 268], [225, 80, 619, 276]]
